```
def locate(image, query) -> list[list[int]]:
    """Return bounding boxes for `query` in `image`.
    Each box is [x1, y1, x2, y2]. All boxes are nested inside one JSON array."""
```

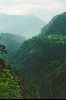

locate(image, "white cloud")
[[0, 0, 66, 22]]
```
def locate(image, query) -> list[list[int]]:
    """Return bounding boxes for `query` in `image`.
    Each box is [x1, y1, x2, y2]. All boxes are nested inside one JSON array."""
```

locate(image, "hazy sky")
[[0, 0, 66, 22]]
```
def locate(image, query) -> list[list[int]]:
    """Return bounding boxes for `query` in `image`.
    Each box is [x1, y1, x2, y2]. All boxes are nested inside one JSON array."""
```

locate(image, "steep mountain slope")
[[0, 44, 22, 99], [0, 14, 45, 38], [12, 12, 66, 99], [0, 33, 25, 62], [5, 12, 66, 99], [13, 35, 66, 99], [41, 12, 66, 35]]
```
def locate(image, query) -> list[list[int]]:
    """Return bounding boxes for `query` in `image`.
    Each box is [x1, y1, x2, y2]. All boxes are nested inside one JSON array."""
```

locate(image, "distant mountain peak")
[[0, 14, 45, 39]]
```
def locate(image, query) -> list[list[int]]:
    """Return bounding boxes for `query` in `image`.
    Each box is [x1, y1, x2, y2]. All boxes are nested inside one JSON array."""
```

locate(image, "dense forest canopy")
[[13, 34, 66, 99]]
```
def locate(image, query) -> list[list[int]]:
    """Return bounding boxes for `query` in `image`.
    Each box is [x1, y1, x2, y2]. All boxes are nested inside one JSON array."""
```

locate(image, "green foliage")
[[0, 69, 22, 99], [40, 34, 66, 42], [0, 43, 22, 99]]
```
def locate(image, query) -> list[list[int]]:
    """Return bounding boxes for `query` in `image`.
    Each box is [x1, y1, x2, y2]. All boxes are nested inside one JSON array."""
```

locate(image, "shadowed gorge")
[[0, 33, 25, 63]]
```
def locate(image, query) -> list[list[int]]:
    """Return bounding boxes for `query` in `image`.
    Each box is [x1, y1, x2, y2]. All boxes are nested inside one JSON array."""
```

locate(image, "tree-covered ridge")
[[13, 34, 66, 99], [41, 12, 66, 35], [14, 34, 66, 71], [39, 34, 66, 43]]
